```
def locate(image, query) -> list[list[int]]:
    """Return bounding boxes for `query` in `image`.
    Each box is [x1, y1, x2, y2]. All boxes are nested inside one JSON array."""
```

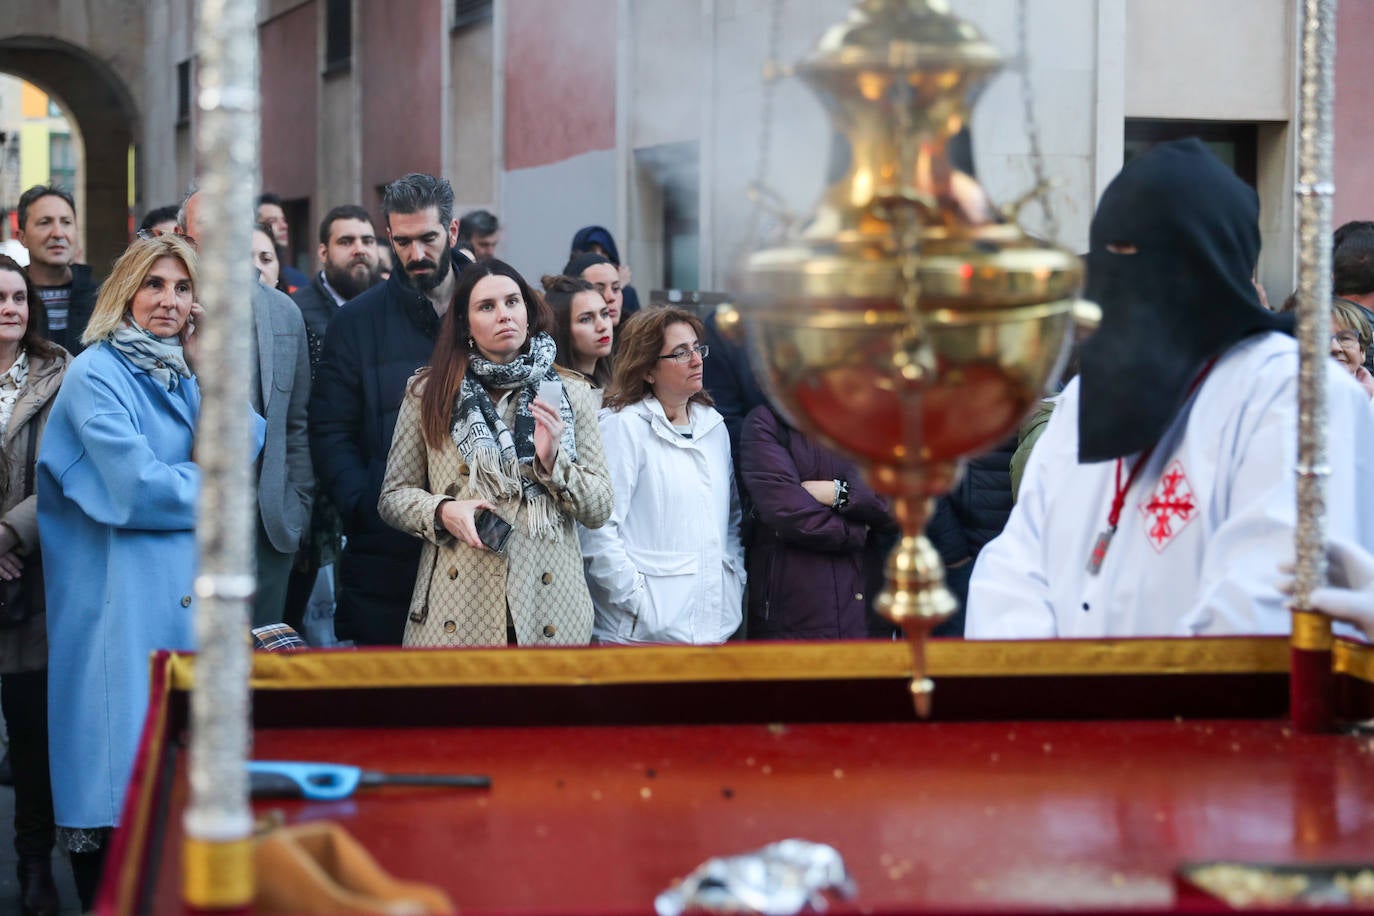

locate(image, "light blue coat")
[[38, 342, 259, 829]]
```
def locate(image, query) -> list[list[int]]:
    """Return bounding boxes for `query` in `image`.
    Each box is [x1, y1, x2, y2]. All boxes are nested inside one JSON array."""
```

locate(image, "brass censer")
[[733, 0, 1089, 716]]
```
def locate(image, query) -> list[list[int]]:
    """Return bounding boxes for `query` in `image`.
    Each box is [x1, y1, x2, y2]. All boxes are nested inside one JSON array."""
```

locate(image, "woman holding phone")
[[39, 234, 222, 907], [379, 259, 614, 647]]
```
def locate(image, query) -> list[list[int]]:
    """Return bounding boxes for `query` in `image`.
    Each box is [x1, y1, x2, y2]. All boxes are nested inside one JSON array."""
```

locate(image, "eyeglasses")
[[657, 344, 709, 364], [1332, 330, 1362, 347]]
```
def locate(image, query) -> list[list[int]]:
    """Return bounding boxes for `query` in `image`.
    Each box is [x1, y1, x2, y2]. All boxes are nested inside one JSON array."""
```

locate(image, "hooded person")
[[569, 226, 641, 319], [965, 138, 1374, 639]]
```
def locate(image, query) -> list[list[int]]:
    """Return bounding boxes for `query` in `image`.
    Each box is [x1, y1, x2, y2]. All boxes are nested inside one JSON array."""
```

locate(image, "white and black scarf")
[[452, 332, 577, 540], [111, 319, 193, 391]]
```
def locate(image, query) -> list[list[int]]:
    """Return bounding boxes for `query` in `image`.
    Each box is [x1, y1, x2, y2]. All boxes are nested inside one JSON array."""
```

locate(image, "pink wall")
[[259, 3, 318, 200], [361, 0, 444, 215], [1333, 1, 1374, 226], [504, 0, 616, 171]]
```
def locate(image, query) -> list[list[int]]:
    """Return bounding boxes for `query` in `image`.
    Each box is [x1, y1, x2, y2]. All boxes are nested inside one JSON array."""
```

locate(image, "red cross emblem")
[[1138, 459, 1197, 553]]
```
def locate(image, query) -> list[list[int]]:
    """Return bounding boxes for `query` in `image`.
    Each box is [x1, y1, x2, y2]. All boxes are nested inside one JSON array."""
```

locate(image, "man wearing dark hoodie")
[[966, 138, 1374, 639], [16, 185, 97, 354], [570, 225, 641, 319]]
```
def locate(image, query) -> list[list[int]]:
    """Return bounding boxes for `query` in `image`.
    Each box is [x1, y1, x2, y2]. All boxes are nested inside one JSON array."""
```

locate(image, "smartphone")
[[536, 379, 561, 408], [473, 508, 513, 554]]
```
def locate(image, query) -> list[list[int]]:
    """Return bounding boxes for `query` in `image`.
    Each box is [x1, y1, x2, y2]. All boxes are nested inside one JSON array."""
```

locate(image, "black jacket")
[[32, 263, 98, 355], [701, 310, 767, 479], [291, 272, 343, 379], [947, 438, 1016, 555], [308, 267, 446, 644]]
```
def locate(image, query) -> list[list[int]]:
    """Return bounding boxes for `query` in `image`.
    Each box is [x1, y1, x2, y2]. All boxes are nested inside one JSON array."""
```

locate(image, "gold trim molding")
[[166, 637, 1296, 693]]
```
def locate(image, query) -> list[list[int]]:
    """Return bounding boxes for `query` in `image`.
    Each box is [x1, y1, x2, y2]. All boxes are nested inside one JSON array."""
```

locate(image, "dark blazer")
[[253, 282, 314, 555], [308, 268, 446, 644], [740, 405, 895, 640]]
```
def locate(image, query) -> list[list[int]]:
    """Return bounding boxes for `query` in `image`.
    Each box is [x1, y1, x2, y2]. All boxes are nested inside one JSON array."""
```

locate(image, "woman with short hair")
[[581, 307, 745, 644], [1329, 297, 1374, 398], [379, 259, 613, 647]]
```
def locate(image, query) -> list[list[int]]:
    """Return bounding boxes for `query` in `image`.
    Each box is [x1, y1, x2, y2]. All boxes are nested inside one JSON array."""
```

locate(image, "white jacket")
[[581, 396, 745, 644]]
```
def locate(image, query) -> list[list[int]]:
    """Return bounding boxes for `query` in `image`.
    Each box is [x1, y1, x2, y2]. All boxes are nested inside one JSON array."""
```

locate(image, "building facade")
[[0, 0, 1370, 301]]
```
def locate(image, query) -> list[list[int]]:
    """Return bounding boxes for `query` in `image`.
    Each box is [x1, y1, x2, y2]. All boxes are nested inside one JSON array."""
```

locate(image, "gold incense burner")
[[733, 0, 1087, 715]]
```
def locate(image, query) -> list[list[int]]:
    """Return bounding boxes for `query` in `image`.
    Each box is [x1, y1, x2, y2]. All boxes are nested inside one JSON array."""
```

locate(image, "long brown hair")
[[418, 259, 555, 448], [603, 307, 714, 412], [542, 273, 611, 387], [0, 255, 62, 361]]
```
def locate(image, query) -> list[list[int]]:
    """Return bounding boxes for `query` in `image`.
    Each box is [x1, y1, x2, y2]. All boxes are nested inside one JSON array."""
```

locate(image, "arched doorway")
[[0, 35, 139, 276]]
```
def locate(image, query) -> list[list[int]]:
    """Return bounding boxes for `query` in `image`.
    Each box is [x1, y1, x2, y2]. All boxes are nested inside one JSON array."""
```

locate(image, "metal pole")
[[1290, 0, 1337, 734], [182, 0, 259, 906]]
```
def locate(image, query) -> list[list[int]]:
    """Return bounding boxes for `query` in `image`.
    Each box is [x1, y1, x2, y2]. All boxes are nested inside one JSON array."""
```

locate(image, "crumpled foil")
[[655, 839, 856, 915]]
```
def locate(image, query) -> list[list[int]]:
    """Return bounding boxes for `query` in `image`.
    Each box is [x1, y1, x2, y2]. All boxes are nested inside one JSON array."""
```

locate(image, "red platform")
[[103, 638, 1374, 914]]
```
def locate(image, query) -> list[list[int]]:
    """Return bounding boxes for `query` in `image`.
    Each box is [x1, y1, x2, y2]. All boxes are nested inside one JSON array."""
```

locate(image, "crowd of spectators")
[[4, 162, 1374, 913]]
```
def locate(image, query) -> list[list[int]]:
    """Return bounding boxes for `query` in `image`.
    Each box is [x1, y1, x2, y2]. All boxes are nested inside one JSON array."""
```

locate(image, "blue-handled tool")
[[248, 761, 491, 801]]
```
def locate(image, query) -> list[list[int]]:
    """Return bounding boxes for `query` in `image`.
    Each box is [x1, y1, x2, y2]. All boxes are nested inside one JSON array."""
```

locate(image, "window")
[[1124, 120, 1258, 188], [176, 59, 192, 126], [636, 141, 700, 290], [49, 133, 76, 193], [324, 0, 352, 74], [453, 0, 492, 31]]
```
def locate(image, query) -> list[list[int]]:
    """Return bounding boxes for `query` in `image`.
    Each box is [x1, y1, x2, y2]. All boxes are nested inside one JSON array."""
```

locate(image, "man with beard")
[[309, 173, 471, 645], [283, 205, 382, 633], [966, 138, 1374, 639], [291, 205, 382, 375]]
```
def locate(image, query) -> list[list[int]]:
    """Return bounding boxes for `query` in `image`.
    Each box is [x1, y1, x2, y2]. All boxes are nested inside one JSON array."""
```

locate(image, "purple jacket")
[[740, 405, 896, 639]]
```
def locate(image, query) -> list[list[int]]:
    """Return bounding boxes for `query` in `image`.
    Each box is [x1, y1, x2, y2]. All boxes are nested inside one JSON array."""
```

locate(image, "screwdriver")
[[248, 760, 491, 801]]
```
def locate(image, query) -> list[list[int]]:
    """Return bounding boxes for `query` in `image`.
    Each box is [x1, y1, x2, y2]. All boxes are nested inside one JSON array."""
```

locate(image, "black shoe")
[[0, 749, 12, 787], [17, 857, 58, 916]]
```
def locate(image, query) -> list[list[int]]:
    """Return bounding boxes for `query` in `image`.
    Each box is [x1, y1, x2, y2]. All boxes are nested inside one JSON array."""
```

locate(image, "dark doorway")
[[1124, 119, 1259, 188]]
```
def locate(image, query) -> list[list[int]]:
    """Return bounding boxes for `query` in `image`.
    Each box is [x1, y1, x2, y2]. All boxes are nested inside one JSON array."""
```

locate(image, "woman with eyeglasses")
[[581, 307, 746, 644], [1329, 298, 1374, 399]]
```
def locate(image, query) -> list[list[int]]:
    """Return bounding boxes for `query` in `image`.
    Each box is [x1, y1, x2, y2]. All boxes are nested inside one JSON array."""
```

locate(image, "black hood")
[[1077, 138, 1291, 463]]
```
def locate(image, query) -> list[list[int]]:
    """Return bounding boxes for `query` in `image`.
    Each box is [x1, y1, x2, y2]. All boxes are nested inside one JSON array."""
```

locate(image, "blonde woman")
[[38, 234, 260, 908]]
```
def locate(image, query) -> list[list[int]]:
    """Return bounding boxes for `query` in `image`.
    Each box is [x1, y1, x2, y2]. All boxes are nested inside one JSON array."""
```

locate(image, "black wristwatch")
[[832, 478, 850, 512]]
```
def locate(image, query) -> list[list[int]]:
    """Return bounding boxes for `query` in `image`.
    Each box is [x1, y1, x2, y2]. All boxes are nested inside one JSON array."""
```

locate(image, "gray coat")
[[253, 282, 313, 553]]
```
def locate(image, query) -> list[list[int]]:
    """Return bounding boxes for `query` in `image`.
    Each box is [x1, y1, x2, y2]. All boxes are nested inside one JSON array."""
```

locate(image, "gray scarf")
[[451, 332, 577, 540], [110, 319, 193, 391]]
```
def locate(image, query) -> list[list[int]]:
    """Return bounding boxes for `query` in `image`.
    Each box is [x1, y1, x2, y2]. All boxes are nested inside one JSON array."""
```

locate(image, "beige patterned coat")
[[379, 371, 613, 647]]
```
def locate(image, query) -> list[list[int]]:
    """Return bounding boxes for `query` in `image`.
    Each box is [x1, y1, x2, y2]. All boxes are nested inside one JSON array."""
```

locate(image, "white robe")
[[967, 332, 1374, 639]]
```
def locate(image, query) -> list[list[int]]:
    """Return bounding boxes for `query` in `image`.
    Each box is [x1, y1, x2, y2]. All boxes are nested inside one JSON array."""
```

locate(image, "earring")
[[467, 337, 475, 350]]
